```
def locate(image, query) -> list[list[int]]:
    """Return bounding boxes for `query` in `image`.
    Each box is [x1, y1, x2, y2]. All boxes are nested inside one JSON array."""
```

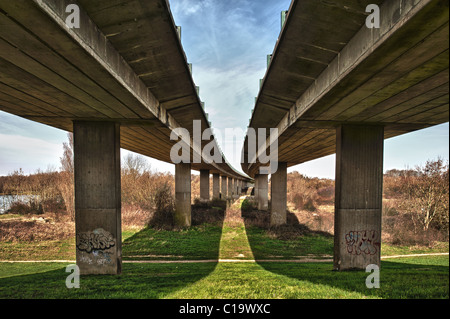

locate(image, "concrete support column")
[[271, 162, 287, 226], [256, 174, 269, 210], [175, 163, 191, 228], [73, 121, 121, 275], [221, 175, 228, 199], [254, 174, 259, 198], [200, 170, 210, 201], [334, 125, 384, 271], [212, 173, 220, 199], [228, 177, 233, 199]]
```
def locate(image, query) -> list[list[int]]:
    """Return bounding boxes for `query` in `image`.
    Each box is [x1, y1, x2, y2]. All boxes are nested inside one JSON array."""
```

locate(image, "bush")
[[241, 199, 256, 213], [149, 182, 175, 228]]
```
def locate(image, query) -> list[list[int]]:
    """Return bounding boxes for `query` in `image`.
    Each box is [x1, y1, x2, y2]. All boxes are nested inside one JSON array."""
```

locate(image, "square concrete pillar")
[[221, 175, 228, 199], [257, 174, 269, 210], [334, 125, 384, 271], [175, 163, 191, 227], [271, 162, 287, 226], [73, 121, 121, 275], [212, 173, 220, 199], [200, 170, 210, 201], [228, 177, 233, 199], [254, 174, 259, 198]]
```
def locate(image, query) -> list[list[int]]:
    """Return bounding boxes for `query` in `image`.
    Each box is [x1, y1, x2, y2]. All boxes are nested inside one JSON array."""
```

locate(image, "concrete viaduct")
[[243, 0, 449, 270], [0, 0, 250, 275], [0, 0, 448, 274]]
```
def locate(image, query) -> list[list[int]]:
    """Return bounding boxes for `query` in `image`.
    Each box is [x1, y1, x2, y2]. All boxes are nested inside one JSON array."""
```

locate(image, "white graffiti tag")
[[76, 228, 115, 253]]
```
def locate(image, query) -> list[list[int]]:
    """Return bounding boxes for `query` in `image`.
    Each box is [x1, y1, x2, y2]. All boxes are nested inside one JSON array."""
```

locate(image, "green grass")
[[122, 224, 224, 261], [0, 238, 76, 261], [245, 226, 333, 259], [0, 200, 448, 299], [0, 256, 447, 299]]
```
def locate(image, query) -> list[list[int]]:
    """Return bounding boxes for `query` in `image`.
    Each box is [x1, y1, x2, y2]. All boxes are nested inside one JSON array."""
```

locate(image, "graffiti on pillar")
[[76, 228, 115, 253], [345, 230, 380, 255]]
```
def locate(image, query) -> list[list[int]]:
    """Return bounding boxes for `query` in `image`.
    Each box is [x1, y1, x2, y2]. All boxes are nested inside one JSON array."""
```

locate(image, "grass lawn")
[[0, 199, 448, 299], [0, 256, 447, 299]]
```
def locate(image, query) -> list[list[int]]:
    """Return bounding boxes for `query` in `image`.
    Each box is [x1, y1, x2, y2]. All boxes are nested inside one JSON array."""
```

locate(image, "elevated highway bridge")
[[0, 0, 250, 274], [243, 0, 448, 270]]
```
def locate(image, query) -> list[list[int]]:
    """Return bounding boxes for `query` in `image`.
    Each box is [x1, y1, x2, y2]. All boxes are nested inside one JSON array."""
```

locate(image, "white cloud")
[[0, 134, 63, 175]]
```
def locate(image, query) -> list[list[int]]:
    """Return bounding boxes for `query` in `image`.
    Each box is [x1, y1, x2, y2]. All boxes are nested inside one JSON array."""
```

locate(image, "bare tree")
[[60, 133, 74, 174], [58, 133, 75, 220], [399, 159, 449, 231]]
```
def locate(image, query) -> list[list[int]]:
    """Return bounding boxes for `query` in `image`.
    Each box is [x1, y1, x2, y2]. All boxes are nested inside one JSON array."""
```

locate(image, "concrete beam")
[[73, 121, 121, 275], [334, 125, 384, 271], [243, 0, 447, 176], [200, 169, 210, 201], [212, 173, 220, 199], [221, 175, 228, 199], [256, 174, 269, 210], [175, 163, 191, 228], [271, 162, 287, 226]]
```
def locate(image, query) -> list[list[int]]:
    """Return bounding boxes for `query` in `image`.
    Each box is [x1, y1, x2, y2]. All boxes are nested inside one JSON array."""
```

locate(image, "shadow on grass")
[[122, 202, 226, 261], [257, 258, 449, 299], [242, 206, 334, 260], [241, 203, 449, 298], [0, 262, 219, 299], [0, 202, 228, 299]]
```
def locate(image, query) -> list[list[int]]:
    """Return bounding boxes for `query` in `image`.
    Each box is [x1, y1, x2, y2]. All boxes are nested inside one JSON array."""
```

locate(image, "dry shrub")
[[0, 219, 74, 242], [147, 182, 175, 229], [121, 204, 152, 230], [287, 172, 334, 212], [192, 204, 225, 226], [56, 171, 75, 221], [242, 207, 332, 241]]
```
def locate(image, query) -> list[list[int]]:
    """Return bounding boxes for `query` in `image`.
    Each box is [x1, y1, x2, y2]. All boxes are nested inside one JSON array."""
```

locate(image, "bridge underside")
[[245, 0, 449, 271], [244, 0, 449, 177]]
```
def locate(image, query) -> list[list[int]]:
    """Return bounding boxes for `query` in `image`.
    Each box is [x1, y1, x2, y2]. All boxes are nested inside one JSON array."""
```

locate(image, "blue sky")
[[0, 0, 448, 178]]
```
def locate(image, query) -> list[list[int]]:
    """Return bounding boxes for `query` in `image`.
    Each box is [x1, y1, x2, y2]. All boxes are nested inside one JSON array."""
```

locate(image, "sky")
[[0, 0, 448, 179]]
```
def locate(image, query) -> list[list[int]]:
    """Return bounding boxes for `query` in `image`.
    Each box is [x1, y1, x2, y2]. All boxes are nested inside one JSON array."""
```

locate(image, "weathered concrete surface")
[[175, 163, 191, 228], [200, 170, 210, 201], [0, 0, 249, 182], [270, 162, 287, 226], [228, 177, 234, 199], [73, 121, 122, 275], [221, 175, 228, 199], [243, 0, 448, 177], [212, 173, 221, 199], [256, 174, 269, 211], [334, 125, 384, 270]]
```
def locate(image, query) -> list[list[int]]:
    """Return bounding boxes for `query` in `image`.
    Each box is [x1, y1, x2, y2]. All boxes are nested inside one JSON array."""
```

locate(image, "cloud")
[[0, 134, 63, 175]]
